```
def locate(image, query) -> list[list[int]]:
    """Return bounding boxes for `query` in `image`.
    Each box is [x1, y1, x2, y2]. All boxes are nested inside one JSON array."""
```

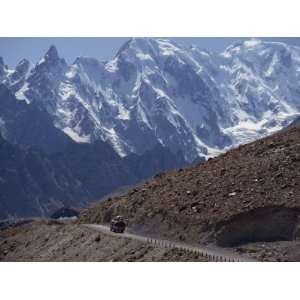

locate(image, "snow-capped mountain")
[[2, 38, 300, 161], [0, 85, 72, 153]]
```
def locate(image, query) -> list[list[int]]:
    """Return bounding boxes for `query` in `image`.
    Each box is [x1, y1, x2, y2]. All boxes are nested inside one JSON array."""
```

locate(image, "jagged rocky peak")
[[126, 37, 156, 51], [45, 45, 60, 61], [3, 38, 300, 163], [116, 37, 170, 62], [114, 37, 155, 63], [36, 45, 67, 70], [0, 56, 4, 66], [30, 45, 68, 79], [116, 37, 150, 54], [113, 37, 184, 81], [117, 37, 183, 58]]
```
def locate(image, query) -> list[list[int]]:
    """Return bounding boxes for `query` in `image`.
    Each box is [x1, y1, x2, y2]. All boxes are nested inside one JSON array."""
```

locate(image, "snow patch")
[[117, 105, 130, 120], [104, 127, 126, 157], [63, 127, 91, 143], [15, 82, 30, 103], [136, 52, 154, 61], [157, 39, 181, 56], [244, 39, 262, 48]]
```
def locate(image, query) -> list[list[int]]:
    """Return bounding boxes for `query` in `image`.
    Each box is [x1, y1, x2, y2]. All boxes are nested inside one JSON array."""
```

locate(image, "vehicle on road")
[[110, 216, 126, 233]]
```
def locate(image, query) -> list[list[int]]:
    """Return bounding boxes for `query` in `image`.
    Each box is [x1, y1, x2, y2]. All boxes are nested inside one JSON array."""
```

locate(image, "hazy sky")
[[1, 37, 300, 67]]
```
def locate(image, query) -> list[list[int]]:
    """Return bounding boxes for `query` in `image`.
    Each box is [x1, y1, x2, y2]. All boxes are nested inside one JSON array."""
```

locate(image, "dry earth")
[[0, 220, 207, 262], [79, 128, 300, 257]]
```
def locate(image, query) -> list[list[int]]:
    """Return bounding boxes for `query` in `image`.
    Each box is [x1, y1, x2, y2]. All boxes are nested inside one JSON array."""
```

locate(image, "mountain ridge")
[[2, 38, 300, 162]]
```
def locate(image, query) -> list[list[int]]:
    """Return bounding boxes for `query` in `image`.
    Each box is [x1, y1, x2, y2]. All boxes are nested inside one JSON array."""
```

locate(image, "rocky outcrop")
[[215, 206, 300, 247], [50, 207, 79, 219]]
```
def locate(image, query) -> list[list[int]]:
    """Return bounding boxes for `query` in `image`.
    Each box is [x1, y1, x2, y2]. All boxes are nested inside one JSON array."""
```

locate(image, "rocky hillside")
[[80, 127, 300, 247], [0, 220, 207, 262]]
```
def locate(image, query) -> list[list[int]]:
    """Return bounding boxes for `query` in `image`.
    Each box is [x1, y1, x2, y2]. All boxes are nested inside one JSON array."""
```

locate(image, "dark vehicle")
[[110, 216, 126, 233]]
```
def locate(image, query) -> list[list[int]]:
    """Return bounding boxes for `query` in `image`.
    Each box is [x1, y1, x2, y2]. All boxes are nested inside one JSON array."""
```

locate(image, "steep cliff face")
[[215, 206, 300, 247]]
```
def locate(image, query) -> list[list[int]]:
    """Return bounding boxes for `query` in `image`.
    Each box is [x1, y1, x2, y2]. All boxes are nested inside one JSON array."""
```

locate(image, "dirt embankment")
[[0, 220, 206, 262], [80, 128, 300, 246]]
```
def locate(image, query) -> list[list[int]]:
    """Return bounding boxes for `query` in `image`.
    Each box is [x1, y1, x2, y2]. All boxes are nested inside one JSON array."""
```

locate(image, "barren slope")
[[0, 220, 206, 262], [80, 128, 300, 246]]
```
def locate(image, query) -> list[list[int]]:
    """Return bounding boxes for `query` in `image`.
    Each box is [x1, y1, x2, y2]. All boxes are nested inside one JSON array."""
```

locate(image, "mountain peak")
[[127, 37, 178, 51], [116, 37, 167, 56], [36, 45, 67, 69], [0, 57, 4, 66], [45, 45, 60, 60]]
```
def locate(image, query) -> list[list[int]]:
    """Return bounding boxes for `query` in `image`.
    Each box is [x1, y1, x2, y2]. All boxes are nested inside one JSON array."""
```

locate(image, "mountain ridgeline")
[[1, 37, 300, 218], [0, 83, 186, 219], [1, 38, 300, 162]]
